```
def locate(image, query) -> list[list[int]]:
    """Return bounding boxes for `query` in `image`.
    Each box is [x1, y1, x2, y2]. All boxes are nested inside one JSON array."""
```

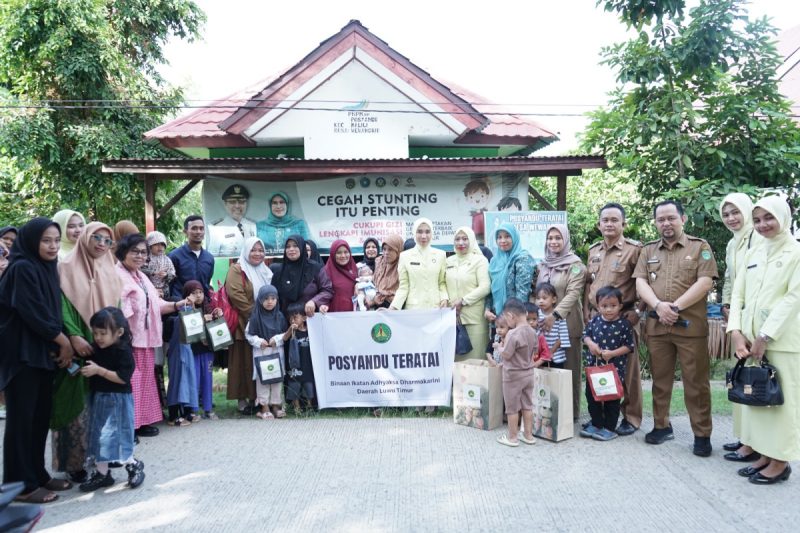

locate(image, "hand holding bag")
[[180, 307, 206, 344], [254, 353, 284, 384], [726, 356, 784, 406], [586, 359, 624, 402], [455, 317, 473, 356], [205, 317, 234, 351]]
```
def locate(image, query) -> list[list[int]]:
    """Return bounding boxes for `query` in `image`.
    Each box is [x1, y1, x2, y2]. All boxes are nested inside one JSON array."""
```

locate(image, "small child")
[[580, 286, 635, 441], [141, 231, 175, 299], [524, 302, 553, 366], [246, 285, 294, 419], [485, 315, 510, 367], [182, 280, 222, 420], [354, 264, 377, 311], [79, 307, 145, 492], [166, 286, 202, 426], [284, 303, 316, 412], [533, 284, 570, 368], [494, 298, 538, 447]]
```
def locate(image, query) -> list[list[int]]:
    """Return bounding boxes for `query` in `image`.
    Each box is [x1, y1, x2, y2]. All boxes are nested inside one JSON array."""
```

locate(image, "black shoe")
[[616, 420, 637, 436], [79, 471, 114, 492], [645, 425, 674, 445], [135, 425, 159, 437], [134, 435, 140, 445], [238, 405, 255, 416], [693, 436, 712, 457], [724, 451, 761, 462], [738, 463, 769, 477], [125, 459, 145, 489], [723, 440, 742, 452], [108, 461, 124, 468], [67, 469, 88, 483], [750, 465, 792, 485]]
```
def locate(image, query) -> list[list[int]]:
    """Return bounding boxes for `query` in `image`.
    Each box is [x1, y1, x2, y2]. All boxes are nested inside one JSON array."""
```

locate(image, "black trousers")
[[3, 365, 55, 492], [585, 381, 621, 431]]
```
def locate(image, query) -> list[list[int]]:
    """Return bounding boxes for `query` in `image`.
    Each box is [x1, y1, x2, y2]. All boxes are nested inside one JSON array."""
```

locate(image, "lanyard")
[[134, 272, 150, 330]]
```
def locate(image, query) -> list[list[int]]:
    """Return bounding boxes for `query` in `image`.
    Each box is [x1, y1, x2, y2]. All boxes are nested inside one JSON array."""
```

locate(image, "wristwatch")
[[757, 332, 771, 343]]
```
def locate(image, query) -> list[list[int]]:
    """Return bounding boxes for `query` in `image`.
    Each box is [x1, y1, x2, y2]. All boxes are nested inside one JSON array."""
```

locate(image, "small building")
[[104, 20, 605, 256]]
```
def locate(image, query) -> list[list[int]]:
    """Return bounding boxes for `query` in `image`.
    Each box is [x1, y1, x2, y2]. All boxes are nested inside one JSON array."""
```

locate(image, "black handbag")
[[455, 318, 473, 355], [726, 356, 784, 407]]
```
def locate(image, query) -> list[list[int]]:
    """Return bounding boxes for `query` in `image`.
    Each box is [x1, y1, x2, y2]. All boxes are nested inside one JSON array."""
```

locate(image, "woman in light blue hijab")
[[485, 223, 534, 321]]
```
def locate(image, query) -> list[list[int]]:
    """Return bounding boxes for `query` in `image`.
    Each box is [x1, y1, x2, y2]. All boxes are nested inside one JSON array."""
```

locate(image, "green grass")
[[208, 369, 733, 419]]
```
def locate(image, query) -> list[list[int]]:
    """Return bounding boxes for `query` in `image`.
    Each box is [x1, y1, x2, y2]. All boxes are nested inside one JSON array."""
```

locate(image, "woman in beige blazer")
[[446, 226, 490, 360], [390, 218, 448, 310]]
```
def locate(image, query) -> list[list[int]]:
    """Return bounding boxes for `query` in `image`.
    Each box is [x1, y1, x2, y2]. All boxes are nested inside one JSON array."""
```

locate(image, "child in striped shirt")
[[534, 283, 570, 368]]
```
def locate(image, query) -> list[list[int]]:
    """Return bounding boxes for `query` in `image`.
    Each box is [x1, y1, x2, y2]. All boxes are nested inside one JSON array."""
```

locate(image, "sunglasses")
[[90, 234, 115, 247]]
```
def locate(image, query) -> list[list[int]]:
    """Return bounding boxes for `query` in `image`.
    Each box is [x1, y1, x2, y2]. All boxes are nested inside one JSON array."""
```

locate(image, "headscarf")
[[373, 234, 404, 299], [53, 209, 86, 258], [266, 192, 302, 229], [306, 239, 322, 264], [403, 238, 415, 251], [324, 239, 358, 312], [719, 193, 754, 242], [182, 279, 211, 314], [0, 226, 16, 241], [488, 223, 528, 314], [754, 195, 793, 255], [113, 220, 140, 244], [238, 236, 273, 301], [272, 235, 319, 305], [58, 221, 121, 326], [247, 284, 287, 340], [412, 218, 434, 251], [537, 224, 581, 283], [146, 231, 168, 248], [452, 226, 480, 262], [361, 237, 380, 271]]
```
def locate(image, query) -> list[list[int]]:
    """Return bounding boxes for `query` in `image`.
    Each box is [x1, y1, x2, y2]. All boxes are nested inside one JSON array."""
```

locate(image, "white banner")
[[307, 308, 456, 408], [203, 174, 527, 256]]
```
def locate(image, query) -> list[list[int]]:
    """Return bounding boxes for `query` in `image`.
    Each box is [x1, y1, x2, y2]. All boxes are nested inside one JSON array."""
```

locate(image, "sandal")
[[185, 413, 201, 423], [518, 434, 537, 445], [256, 411, 274, 420], [496, 434, 520, 447], [44, 478, 73, 491], [170, 417, 191, 427], [272, 408, 286, 419], [14, 487, 59, 504]]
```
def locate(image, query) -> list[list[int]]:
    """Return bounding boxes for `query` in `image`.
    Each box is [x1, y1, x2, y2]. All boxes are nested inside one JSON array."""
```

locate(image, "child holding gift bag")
[[246, 285, 294, 419], [181, 280, 223, 420], [494, 298, 538, 447], [580, 286, 635, 441]]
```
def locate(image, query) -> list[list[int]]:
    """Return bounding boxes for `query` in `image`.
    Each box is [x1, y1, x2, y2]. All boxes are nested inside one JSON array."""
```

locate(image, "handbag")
[[209, 270, 247, 333], [455, 317, 473, 355], [254, 353, 284, 384], [726, 356, 784, 406], [205, 318, 234, 351], [586, 361, 623, 401]]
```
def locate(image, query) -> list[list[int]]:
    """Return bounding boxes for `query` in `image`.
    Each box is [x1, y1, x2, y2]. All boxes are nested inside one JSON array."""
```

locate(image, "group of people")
[[0, 192, 798, 506]]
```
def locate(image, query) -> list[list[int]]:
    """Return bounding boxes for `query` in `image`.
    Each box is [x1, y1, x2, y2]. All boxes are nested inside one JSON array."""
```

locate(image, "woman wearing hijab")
[[0, 241, 9, 278], [113, 220, 140, 244], [53, 209, 86, 260], [358, 237, 380, 273], [536, 224, 587, 420], [0, 218, 75, 503], [718, 193, 763, 458], [446, 227, 490, 360], [485, 223, 534, 321], [0, 226, 17, 250], [225, 237, 274, 415], [728, 195, 800, 485], [256, 192, 310, 253], [370, 235, 404, 309], [270, 235, 333, 317], [321, 239, 358, 313], [116, 234, 194, 437], [390, 218, 448, 311], [52, 222, 120, 483], [305, 239, 323, 264]]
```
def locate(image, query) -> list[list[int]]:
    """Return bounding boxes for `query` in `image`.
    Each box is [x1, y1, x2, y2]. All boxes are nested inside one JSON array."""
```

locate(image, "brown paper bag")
[[532, 367, 574, 442], [452, 360, 503, 431]]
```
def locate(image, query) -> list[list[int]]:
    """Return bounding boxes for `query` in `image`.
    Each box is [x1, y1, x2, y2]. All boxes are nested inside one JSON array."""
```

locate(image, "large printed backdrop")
[[203, 174, 527, 256], [307, 309, 456, 408]]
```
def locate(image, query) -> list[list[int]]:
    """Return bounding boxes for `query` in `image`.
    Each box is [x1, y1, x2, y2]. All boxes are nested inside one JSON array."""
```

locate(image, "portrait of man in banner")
[[207, 183, 258, 256]]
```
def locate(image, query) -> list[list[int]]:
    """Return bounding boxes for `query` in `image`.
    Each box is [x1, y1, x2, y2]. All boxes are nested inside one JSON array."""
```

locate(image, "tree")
[[0, 0, 204, 232], [582, 0, 800, 232]]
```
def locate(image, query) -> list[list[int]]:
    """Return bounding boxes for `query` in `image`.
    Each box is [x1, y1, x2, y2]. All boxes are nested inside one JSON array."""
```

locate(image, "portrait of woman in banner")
[[256, 192, 310, 254]]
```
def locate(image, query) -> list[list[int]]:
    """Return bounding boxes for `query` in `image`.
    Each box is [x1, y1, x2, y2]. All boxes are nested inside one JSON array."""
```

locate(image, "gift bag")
[[287, 334, 301, 371], [452, 360, 503, 430], [254, 353, 284, 384], [455, 319, 473, 355], [532, 367, 573, 441], [586, 364, 624, 402], [180, 308, 205, 344], [205, 318, 234, 351]]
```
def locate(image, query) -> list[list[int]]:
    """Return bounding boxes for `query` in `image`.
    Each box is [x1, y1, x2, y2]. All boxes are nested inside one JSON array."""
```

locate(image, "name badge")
[[410, 262, 421, 266], [747, 264, 757, 269], [647, 258, 660, 264]]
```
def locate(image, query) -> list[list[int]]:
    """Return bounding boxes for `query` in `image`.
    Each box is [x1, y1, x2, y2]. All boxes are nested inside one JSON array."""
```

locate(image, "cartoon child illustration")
[[463, 179, 491, 242], [497, 196, 522, 211]]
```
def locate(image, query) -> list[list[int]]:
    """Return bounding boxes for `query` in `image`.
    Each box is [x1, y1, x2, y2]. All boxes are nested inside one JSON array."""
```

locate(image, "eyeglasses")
[[90, 234, 115, 247], [129, 248, 148, 256]]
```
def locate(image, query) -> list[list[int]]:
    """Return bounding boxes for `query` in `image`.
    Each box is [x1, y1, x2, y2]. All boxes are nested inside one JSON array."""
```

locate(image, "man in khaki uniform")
[[583, 202, 643, 436], [634, 200, 718, 457]]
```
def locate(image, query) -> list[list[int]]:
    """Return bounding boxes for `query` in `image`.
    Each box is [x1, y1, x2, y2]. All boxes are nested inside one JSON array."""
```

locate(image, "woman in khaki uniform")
[[536, 224, 586, 420], [445, 227, 490, 361], [390, 218, 448, 311]]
